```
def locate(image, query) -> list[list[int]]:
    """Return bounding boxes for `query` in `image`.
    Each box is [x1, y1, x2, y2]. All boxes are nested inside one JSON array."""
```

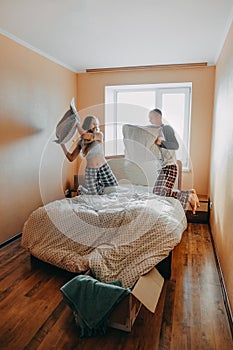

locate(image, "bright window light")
[[105, 83, 192, 170]]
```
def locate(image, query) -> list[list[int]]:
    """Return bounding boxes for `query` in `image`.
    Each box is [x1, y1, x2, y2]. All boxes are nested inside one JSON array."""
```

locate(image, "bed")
[[21, 157, 186, 289]]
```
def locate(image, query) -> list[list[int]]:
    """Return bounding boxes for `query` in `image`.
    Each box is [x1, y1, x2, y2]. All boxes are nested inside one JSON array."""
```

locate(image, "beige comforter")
[[21, 186, 187, 288]]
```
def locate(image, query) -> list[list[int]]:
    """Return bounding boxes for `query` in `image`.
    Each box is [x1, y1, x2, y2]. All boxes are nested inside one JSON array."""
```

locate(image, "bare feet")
[[188, 189, 200, 214]]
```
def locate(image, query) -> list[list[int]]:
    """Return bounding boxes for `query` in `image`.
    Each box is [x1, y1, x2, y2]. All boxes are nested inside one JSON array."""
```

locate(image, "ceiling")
[[1, 0, 233, 72]]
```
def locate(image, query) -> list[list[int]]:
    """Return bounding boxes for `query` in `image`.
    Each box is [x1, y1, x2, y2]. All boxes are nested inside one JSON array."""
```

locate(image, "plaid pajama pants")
[[85, 163, 118, 195], [153, 164, 190, 209]]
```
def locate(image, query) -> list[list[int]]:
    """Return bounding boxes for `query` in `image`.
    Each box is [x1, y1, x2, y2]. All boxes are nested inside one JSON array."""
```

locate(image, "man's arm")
[[159, 125, 179, 150]]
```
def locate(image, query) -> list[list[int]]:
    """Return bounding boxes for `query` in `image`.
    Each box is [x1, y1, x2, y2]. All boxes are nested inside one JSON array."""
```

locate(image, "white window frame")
[[105, 82, 192, 170]]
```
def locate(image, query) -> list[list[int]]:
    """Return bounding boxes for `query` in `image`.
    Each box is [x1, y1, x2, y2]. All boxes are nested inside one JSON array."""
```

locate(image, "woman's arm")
[[81, 131, 103, 143], [75, 124, 103, 142], [76, 124, 86, 136], [60, 142, 81, 162], [94, 131, 103, 142]]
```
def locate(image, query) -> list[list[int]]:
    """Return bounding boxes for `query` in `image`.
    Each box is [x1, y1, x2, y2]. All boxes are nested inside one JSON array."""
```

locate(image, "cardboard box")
[[108, 268, 164, 332], [61, 268, 164, 334], [108, 293, 142, 332]]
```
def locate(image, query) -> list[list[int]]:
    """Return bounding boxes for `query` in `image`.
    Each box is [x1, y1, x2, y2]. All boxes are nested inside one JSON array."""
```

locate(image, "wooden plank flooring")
[[0, 223, 232, 350]]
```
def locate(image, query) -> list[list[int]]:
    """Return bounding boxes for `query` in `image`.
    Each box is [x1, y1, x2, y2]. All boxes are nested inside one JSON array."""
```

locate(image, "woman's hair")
[[78, 115, 98, 156], [79, 128, 94, 156], [82, 116, 96, 130]]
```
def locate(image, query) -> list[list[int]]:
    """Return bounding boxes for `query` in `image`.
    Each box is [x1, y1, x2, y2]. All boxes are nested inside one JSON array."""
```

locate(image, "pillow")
[[122, 124, 163, 162], [54, 97, 80, 144], [108, 158, 158, 187]]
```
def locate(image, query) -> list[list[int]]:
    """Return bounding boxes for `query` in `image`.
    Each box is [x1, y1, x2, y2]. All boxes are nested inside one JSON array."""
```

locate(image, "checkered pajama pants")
[[153, 164, 190, 209], [85, 163, 118, 195]]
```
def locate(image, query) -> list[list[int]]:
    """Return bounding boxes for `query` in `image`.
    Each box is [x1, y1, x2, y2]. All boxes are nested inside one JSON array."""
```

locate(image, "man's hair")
[[150, 108, 162, 116]]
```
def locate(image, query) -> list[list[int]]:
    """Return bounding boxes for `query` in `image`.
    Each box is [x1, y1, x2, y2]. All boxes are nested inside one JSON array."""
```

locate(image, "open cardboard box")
[[60, 266, 165, 334], [108, 267, 164, 332]]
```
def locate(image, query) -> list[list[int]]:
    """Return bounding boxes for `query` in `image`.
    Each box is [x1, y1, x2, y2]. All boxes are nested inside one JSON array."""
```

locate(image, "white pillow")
[[122, 124, 163, 162], [54, 97, 80, 144], [108, 158, 158, 187]]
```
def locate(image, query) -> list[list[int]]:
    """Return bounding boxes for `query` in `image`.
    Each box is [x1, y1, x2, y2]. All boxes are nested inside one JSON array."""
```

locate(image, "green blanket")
[[60, 275, 130, 337]]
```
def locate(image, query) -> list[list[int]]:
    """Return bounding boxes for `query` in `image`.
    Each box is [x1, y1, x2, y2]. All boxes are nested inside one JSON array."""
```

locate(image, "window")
[[105, 83, 192, 170]]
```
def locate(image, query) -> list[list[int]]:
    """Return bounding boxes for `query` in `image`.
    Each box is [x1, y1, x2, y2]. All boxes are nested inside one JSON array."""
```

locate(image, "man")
[[149, 108, 199, 213]]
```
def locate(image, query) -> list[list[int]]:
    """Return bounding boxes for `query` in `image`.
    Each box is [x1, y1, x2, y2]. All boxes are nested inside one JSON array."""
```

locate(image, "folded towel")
[[122, 124, 163, 162], [54, 97, 81, 144], [60, 275, 130, 337]]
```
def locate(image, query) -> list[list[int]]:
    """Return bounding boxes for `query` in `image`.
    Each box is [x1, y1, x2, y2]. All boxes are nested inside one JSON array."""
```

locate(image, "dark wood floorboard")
[[0, 223, 232, 350]]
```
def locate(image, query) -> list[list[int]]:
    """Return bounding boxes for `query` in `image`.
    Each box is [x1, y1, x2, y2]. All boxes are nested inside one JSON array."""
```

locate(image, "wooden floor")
[[0, 223, 232, 350]]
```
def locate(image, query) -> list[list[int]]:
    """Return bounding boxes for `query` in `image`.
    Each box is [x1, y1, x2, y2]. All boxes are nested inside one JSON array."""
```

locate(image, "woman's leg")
[[85, 167, 101, 194], [98, 163, 118, 188]]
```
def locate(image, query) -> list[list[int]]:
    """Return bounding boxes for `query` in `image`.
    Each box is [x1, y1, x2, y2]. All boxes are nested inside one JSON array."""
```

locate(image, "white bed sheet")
[[21, 185, 187, 288]]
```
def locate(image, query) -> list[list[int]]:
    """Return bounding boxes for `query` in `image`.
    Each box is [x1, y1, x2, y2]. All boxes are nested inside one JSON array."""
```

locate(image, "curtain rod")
[[86, 62, 208, 73]]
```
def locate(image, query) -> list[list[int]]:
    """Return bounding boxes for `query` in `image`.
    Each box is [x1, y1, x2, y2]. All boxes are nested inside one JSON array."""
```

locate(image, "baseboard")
[[0, 232, 22, 249], [209, 224, 233, 339]]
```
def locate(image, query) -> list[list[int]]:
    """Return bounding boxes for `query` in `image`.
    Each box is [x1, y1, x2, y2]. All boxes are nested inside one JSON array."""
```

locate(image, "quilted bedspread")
[[21, 186, 187, 288]]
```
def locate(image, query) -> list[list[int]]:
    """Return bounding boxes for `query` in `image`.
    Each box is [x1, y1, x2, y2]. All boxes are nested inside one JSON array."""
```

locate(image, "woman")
[[60, 115, 118, 195]]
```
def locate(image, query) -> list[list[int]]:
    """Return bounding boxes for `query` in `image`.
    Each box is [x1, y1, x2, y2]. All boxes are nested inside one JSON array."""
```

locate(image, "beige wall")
[[210, 22, 233, 314], [76, 65, 215, 194], [0, 34, 216, 246], [0, 34, 78, 243]]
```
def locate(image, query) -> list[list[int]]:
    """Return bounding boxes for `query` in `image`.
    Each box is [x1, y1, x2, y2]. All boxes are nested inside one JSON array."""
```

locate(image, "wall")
[[76, 65, 215, 194], [0, 34, 77, 244], [210, 22, 233, 314], [0, 33, 216, 250]]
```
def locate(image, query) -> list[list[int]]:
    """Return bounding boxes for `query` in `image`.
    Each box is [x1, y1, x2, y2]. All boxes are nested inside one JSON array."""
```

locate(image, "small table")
[[186, 194, 210, 223], [65, 189, 78, 198]]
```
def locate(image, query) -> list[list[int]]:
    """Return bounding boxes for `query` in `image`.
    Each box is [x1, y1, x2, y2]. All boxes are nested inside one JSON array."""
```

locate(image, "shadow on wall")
[[0, 117, 41, 145]]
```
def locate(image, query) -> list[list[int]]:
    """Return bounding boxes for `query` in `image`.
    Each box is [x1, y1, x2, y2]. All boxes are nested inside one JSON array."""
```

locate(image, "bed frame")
[[30, 251, 172, 280]]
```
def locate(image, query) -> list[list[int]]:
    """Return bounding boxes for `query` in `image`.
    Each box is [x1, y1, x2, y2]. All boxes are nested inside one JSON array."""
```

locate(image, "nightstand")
[[65, 189, 78, 198], [65, 175, 79, 198], [186, 194, 210, 223]]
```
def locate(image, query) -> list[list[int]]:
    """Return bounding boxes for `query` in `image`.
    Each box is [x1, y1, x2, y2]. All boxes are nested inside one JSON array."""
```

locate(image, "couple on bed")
[[57, 100, 199, 214]]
